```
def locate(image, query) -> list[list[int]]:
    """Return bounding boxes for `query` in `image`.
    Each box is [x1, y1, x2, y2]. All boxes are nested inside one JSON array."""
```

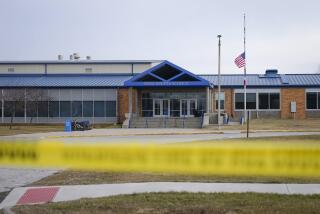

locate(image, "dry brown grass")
[[12, 192, 320, 214], [218, 118, 320, 131], [0, 123, 120, 136]]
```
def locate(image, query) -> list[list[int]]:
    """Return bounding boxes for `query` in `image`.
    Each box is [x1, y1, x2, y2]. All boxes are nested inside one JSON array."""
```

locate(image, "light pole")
[[217, 35, 222, 129]]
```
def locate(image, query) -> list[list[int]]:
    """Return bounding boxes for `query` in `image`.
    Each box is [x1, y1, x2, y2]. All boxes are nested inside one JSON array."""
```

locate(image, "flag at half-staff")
[[234, 52, 246, 68]]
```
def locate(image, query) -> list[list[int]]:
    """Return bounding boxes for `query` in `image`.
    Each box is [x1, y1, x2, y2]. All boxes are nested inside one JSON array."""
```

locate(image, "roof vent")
[[86, 56, 91, 60], [69, 54, 74, 60], [73, 53, 80, 60], [58, 55, 63, 60], [265, 69, 278, 76]]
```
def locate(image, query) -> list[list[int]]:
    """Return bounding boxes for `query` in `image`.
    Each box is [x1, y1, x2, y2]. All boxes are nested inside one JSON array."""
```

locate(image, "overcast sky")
[[0, 0, 319, 74]]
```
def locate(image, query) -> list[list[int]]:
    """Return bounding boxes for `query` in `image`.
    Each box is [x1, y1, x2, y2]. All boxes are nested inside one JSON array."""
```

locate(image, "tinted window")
[[307, 92, 317, 109], [106, 101, 116, 117], [49, 101, 59, 117], [259, 93, 269, 109], [270, 93, 280, 109], [235, 93, 244, 109], [72, 101, 82, 117], [83, 101, 93, 117], [38, 101, 48, 117], [60, 101, 71, 117], [26, 101, 37, 117], [94, 101, 105, 117], [4, 101, 14, 117]]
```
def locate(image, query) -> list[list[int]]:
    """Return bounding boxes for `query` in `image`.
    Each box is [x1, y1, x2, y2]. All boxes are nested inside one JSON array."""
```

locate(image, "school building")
[[0, 59, 319, 128]]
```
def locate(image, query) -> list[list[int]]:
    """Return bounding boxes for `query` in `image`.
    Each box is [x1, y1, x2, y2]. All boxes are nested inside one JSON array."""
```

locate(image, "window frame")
[[306, 90, 320, 110], [233, 89, 281, 111], [234, 92, 257, 110], [215, 92, 225, 111], [258, 92, 280, 110]]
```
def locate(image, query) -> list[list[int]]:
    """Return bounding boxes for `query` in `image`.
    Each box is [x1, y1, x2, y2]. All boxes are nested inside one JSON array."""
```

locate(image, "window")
[[259, 93, 280, 110], [72, 101, 82, 117], [83, 101, 93, 117], [258, 93, 269, 109], [14, 101, 25, 117], [94, 101, 105, 117], [60, 101, 71, 117], [4, 101, 14, 117], [26, 101, 37, 117], [106, 101, 116, 117], [142, 93, 153, 117], [38, 101, 48, 117], [8, 68, 14, 72], [270, 93, 280, 109], [197, 98, 206, 114], [235, 93, 244, 109], [235, 93, 256, 110], [215, 92, 225, 110], [307, 92, 318, 109], [49, 101, 59, 117], [170, 99, 180, 117]]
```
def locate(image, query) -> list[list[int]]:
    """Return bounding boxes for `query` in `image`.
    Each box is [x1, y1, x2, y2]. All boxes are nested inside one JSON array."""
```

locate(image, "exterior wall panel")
[[0, 65, 45, 74], [133, 64, 151, 73], [47, 64, 134, 74]]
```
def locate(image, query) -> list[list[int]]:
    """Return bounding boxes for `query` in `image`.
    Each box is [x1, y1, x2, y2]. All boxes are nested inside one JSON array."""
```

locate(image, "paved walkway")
[[0, 168, 59, 193], [2, 128, 320, 144], [3, 128, 320, 140], [1, 182, 320, 208]]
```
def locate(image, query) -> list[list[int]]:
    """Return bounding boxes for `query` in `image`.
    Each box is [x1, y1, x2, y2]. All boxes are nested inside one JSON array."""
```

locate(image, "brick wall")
[[212, 88, 233, 117], [281, 88, 306, 119], [117, 88, 129, 123], [117, 88, 138, 123]]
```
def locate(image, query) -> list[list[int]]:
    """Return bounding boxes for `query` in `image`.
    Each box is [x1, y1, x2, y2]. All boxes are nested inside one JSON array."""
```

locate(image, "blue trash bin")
[[64, 120, 72, 132]]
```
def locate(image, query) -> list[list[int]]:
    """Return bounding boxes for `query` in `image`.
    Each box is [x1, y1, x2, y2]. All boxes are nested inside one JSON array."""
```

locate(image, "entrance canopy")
[[124, 61, 212, 88]]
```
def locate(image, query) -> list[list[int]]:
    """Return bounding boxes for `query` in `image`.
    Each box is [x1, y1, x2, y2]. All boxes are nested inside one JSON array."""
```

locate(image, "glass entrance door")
[[153, 99, 170, 117], [180, 99, 197, 117]]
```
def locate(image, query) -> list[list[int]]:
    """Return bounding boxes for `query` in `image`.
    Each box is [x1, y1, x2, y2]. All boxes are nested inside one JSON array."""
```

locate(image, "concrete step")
[[130, 117, 202, 128]]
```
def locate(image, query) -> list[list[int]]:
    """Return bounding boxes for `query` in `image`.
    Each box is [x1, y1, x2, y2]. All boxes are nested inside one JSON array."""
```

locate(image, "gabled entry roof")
[[124, 61, 212, 87]]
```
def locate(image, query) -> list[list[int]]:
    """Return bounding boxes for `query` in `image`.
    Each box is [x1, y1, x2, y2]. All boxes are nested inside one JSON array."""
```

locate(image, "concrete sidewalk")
[[2, 128, 320, 144], [1, 182, 320, 208], [2, 128, 227, 139]]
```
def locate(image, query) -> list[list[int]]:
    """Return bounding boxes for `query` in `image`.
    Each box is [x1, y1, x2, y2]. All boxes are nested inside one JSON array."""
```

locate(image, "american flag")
[[234, 52, 246, 68]]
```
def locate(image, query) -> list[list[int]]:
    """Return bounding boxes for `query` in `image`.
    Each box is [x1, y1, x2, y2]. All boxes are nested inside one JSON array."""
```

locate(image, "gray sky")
[[0, 0, 319, 74]]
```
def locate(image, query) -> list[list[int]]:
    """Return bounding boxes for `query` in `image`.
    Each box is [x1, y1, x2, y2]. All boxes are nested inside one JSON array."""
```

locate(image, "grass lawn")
[[191, 134, 320, 144], [219, 118, 320, 131], [11, 192, 320, 214], [32, 170, 320, 186], [0, 123, 120, 136]]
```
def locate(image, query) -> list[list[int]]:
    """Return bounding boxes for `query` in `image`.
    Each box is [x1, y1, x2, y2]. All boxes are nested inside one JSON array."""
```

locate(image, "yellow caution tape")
[[1, 141, 320, 177]]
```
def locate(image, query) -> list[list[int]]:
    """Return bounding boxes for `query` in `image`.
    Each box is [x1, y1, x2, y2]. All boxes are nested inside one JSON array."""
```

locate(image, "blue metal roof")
[[0, 73, 320, 88], [0, 74, 131, 88], [124, 61, 211, 88], [200, 74, 320, 87]]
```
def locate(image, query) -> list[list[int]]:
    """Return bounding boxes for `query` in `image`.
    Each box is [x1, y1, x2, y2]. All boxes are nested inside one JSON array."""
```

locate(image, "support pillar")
[[135, 89, 138, 115], [206, 87, 210, 113], [129, 87, 133, 114], [24, 88, 27, 123], [1, 89, 3, 123]]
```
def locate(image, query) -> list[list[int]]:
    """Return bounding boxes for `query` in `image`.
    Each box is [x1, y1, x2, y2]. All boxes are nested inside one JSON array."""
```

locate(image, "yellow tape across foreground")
[[1, 141, 320, 177]]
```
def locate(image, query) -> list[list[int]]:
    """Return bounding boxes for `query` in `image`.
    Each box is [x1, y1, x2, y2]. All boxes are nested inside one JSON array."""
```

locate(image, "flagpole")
[[217, 35, 222, 129], [243, 13, 247, 124]]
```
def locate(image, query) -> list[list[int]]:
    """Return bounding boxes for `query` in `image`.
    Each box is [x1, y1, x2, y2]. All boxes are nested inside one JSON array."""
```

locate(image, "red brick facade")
[[280, 88, 306, 119]]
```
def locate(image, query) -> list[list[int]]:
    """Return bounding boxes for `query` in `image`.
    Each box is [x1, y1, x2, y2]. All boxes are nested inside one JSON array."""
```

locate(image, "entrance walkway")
[[1, 182, 320, 208]]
